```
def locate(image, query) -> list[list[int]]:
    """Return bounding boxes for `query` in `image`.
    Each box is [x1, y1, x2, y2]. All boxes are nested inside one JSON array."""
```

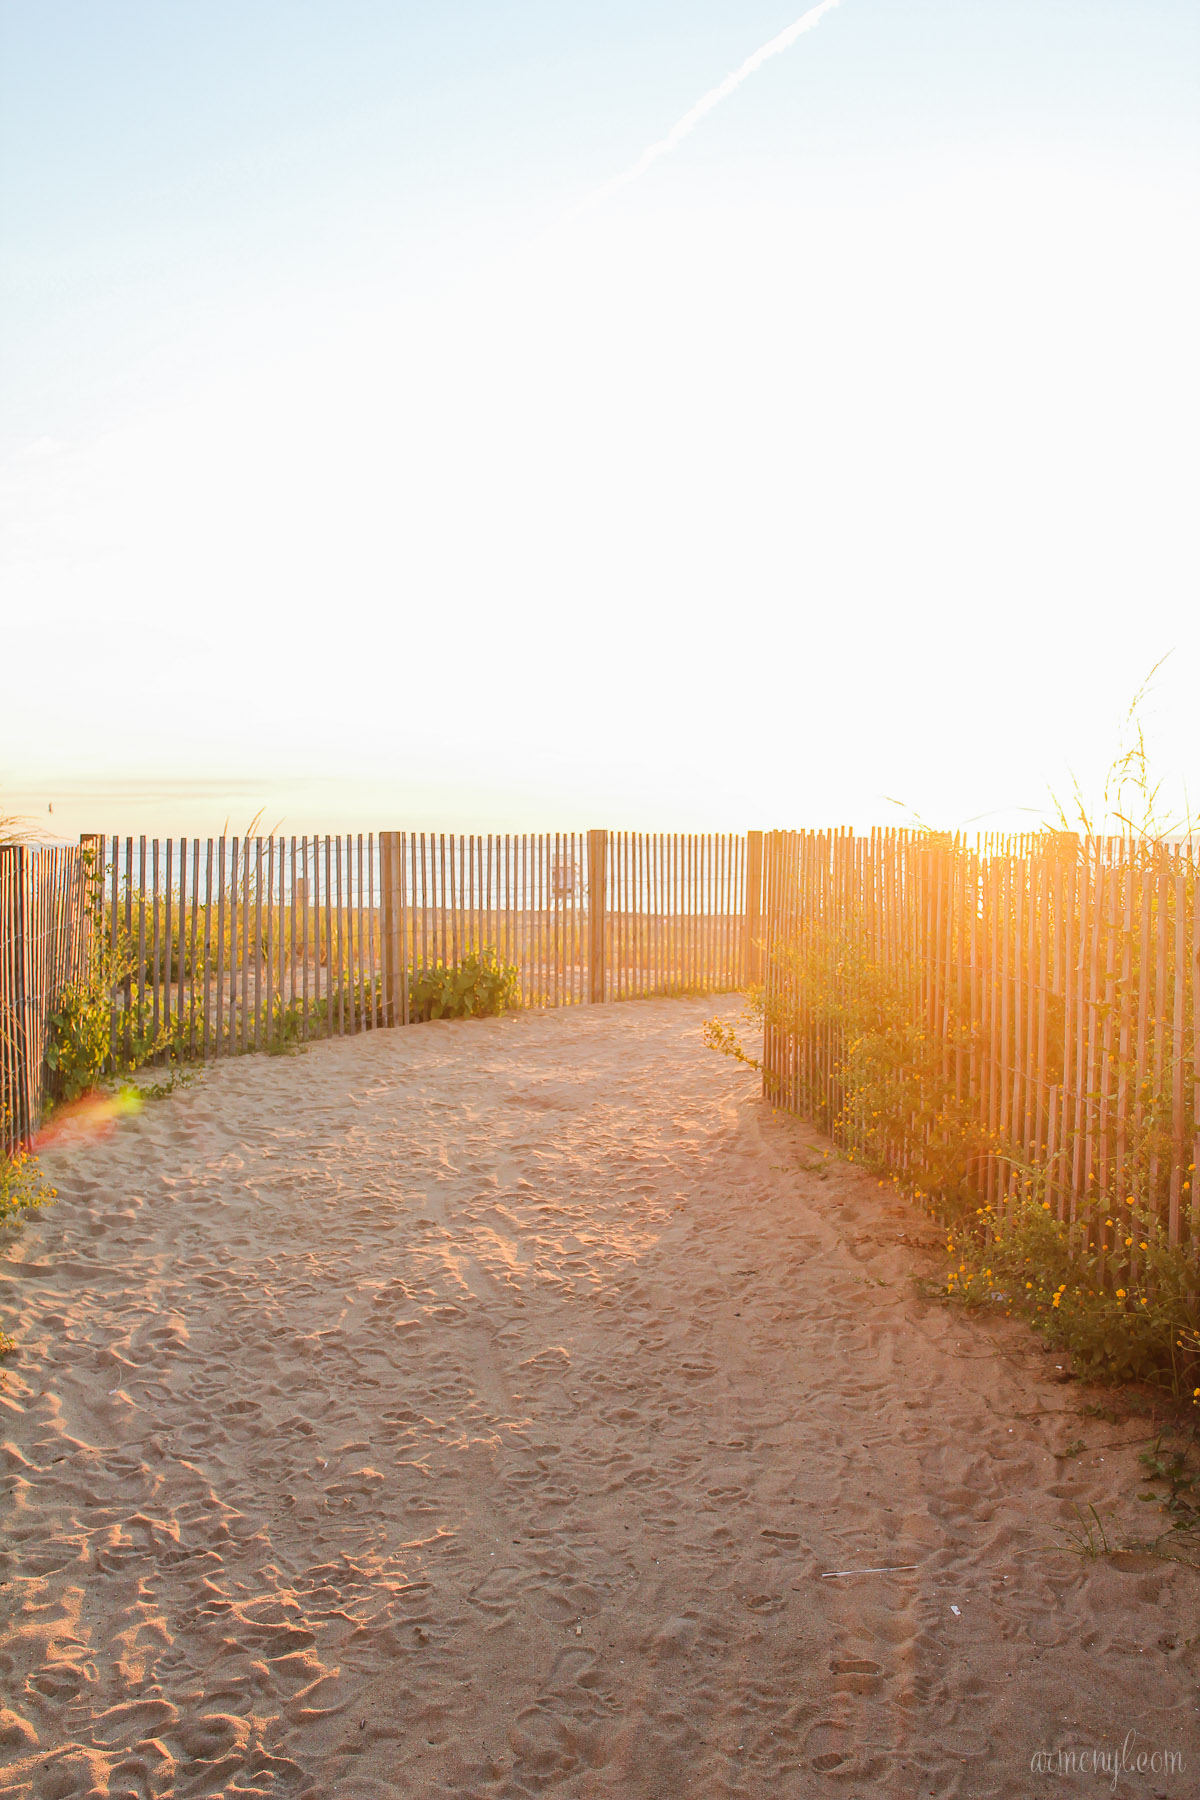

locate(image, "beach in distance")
[[1, 997, 1196, 1798]]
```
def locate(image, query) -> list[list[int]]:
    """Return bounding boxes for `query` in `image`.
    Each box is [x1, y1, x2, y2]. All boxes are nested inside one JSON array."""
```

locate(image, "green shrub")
[[702, 1013, 761, 1069], [268, 976, 386, 1049], [0, 1145, 56, 1357], [43, 846, 178, 1100], [0, 1148, 55, 1227], [45, 930, 176, 1102], [407, 950, 520, 1022], [707, 927, 993, 1218], [944, 1196, 1200, 1398], [45, 977, 114, 1101]]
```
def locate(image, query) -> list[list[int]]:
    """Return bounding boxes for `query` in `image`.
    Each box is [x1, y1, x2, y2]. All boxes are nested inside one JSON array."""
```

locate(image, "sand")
[[1, 996, 1196, 1799]]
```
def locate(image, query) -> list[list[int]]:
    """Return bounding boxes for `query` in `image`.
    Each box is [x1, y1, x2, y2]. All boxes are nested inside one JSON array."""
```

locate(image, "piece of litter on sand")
[[950, 1605, 961, 1616], [820, 1565, 919, 1578]]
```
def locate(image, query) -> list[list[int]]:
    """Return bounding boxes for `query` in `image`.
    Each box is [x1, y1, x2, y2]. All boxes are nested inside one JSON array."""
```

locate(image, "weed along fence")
[[760, 829, 1200, 1254], [0, 829, 757, 1146], [0, 845, 92, 1155]]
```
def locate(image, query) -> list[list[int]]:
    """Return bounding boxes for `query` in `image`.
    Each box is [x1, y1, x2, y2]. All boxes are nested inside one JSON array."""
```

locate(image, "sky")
[[2, 0, 1198, 841]]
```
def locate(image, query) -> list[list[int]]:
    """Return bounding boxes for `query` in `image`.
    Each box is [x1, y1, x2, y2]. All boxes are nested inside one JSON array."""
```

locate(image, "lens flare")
[[34, 1088, 143, 1150]]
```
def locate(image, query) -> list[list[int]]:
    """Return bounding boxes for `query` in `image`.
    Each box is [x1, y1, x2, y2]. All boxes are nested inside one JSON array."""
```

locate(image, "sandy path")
[[1, 998, 1196, 1799]]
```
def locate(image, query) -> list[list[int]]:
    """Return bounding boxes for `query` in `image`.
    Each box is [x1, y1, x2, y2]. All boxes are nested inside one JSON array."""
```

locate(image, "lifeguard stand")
[[551, 849, 578, 905]]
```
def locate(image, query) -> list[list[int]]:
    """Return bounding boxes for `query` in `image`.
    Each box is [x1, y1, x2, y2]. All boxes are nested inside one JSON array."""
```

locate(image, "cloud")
[[597, 0, 846, 199]]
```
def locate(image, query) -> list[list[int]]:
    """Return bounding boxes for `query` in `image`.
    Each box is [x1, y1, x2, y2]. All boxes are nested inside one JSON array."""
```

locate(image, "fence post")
[[2, 846, 32, 1150], [745, 830, 764, 987], [587, 830, 608, 1004], [379, 832, 408, 1027]]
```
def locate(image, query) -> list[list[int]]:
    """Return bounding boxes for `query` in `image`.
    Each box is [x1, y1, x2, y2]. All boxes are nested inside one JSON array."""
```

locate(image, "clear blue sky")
[[3, 2, 1198, 837]]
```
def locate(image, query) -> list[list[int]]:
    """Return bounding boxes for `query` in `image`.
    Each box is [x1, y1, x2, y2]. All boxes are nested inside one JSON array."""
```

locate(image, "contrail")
[[597, 0, 846, 200]]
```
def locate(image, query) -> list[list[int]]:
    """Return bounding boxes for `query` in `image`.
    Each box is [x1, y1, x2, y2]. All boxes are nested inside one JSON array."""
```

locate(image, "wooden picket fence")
[[0, 830, 758, 1141], [7, 820, 1200, 1260], [1, 845, 92, 1155], [598, 830, 753, 1003], [761, 829, 1200, 1249]]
